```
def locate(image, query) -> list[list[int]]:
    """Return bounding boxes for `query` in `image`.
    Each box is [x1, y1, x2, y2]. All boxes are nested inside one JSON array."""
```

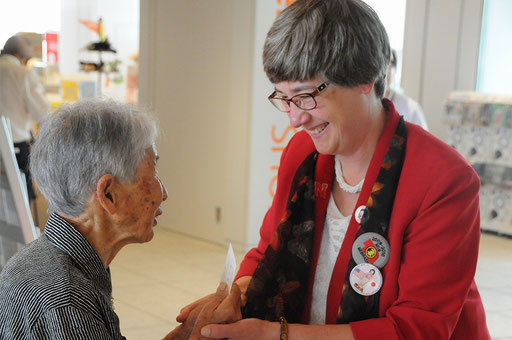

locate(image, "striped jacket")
[[0, 213, 125, 339]]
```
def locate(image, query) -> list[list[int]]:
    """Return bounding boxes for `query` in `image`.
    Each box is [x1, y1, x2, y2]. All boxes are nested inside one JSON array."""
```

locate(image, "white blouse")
[[309, 193, 351, 325]]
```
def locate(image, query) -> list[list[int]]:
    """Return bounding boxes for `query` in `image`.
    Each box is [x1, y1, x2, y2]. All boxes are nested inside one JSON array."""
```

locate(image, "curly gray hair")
[[30, 99, 158, 217], [263, 0, 391, 98]]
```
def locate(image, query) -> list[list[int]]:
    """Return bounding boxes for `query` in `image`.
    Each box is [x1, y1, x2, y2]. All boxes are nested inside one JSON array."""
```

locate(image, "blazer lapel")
[[301, 152, 334, 323], [325, 104, 401, 323]]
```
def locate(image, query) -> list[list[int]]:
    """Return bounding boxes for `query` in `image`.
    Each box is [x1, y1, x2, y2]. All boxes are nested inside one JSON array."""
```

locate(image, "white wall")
[[363, 0, 406, 50], [246, 2, 300, 248], [0, 0, 61, 49], [139, 1, 254, 249], [60, 0, 139, 74], [59, 0, 139, 100], [401, 0, 484, 139]]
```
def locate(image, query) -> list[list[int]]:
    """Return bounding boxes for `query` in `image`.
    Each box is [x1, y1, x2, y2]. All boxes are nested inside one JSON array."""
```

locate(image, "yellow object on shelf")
[[61, 81, 80, 102], [47, 95, 62, 112]]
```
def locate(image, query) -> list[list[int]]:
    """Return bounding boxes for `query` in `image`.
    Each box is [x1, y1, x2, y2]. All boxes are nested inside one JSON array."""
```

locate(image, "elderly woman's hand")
[[176, 276, 252, 324], [162, 304, 203, 340], [164, 282, 242, 340], [189, 282, 242, 339], [175, 293, 216, 324]]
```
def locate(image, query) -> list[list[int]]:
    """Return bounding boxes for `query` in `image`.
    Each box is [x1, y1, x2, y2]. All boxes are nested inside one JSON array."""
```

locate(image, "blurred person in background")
[[386, 49, 429, 130], [0, 34, 50, 201]]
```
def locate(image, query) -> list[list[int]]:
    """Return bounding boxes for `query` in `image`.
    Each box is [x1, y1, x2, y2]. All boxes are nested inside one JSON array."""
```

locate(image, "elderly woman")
[[179, 0, 490, 339], [0, 100, 240, 339]]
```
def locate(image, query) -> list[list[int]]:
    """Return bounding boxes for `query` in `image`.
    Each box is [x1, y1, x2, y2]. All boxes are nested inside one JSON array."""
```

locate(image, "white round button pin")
[[349, 263, 382, 296], [354, 205, 370, 224]]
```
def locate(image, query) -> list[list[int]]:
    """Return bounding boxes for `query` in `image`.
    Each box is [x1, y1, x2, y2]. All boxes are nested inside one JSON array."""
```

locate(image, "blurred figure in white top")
[[0, 34, 50, 200], [386, 49, 428, 130]]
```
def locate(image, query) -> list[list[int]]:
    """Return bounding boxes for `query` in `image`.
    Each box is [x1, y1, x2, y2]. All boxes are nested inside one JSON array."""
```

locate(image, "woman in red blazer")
[[178, 0, 490, 338]]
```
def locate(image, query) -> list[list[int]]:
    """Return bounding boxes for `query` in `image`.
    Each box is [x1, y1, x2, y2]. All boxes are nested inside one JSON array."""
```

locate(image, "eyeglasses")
[[268, 83, 329, 112]]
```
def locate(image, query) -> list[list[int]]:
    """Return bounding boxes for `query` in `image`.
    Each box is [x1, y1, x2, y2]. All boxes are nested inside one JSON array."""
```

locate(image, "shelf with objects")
[[444, 92, 512, 237], [78, 18, 123, 99], [27, 19, 137, 108]]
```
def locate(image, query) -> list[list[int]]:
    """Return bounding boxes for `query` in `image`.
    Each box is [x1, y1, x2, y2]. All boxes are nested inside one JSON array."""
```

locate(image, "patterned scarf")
[[242, 116, 407, 324]]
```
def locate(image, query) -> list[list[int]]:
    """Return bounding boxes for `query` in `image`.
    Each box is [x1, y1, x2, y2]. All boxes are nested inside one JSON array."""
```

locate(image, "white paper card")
[[220, 243, 236, 293]]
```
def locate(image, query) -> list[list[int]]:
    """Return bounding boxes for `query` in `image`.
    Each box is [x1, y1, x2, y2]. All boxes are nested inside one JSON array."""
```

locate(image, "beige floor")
[[110, 229, 246, 339], [110, 228, 512, 340]]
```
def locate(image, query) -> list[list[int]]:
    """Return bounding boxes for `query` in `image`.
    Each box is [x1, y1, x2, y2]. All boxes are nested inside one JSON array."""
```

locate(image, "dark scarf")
[[242, 116, 407, 324]]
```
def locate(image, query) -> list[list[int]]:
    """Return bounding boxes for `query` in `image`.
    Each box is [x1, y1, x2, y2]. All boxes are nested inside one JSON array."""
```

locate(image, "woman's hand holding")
[[199, 318, 357, 340], [200, 318, 280, 340]]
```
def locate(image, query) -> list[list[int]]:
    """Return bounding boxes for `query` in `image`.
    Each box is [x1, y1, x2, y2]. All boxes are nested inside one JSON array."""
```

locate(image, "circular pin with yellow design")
[[349, 263, 382, 296], [352, 232, 390, 268]]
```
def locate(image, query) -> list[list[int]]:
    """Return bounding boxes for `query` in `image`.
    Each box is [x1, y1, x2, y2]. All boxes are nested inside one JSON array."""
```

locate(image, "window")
[[477, 0, 512, 95]]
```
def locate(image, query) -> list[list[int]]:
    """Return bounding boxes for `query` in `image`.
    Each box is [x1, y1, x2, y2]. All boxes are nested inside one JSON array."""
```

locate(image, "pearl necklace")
[[334, 155, 364, 194]]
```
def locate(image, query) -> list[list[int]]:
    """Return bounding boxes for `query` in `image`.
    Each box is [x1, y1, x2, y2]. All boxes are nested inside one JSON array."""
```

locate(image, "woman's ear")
[[359, 80, 376, 94], [96, 174, 118, 215]]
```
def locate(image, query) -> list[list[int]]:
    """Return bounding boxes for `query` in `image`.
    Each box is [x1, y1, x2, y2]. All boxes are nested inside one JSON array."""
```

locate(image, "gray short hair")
[[263, 0, 391, 98], [30, 99, 158, 217], [1, 35, 33, 60]]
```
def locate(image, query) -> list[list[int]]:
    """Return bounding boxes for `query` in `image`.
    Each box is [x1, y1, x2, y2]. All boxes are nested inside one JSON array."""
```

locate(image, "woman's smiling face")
[[273, 79, 375, 157]]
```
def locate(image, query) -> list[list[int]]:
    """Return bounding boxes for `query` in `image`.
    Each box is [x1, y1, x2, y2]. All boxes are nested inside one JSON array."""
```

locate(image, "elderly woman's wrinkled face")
[[275, 79, 376, 157], [118, 146, 168, 243]]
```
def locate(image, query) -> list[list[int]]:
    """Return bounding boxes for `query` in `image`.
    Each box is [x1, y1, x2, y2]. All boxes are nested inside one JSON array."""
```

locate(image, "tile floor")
[[110, 228, 512, 339]]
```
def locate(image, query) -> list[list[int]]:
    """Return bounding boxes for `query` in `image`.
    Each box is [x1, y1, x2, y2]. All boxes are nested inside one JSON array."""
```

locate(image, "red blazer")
[[236, 101, 490, 339]]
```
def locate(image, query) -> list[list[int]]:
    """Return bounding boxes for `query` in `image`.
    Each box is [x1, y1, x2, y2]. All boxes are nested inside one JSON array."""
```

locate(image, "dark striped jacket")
[[0, 213, 125, 339]]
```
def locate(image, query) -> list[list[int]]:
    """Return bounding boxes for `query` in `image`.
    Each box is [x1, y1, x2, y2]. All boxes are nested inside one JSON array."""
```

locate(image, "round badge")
[[352, 232, 390, 268], [354, 205, 370, 224], [349, 263, 382, 296]]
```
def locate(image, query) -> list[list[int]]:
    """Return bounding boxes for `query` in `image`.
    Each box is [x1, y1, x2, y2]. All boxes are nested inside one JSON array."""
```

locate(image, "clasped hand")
[[163, 282, 242, 340]]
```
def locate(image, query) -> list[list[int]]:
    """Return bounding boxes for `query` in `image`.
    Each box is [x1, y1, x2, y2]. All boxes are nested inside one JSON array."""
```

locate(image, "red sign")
[[45, 32, 59, 64]]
